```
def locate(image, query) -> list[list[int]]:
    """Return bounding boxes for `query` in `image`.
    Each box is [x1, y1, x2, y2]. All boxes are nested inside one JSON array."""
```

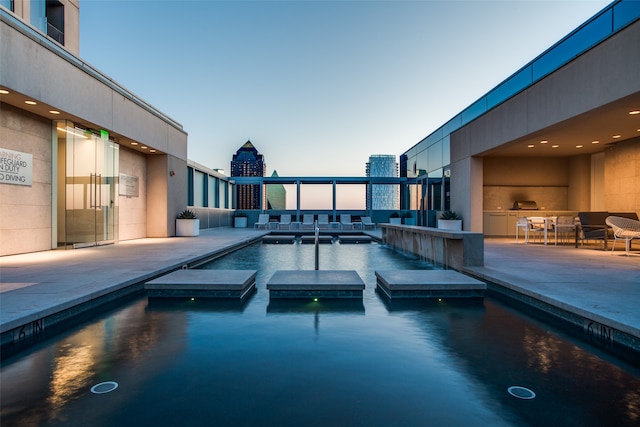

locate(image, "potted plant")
[[437, 210, 462, 231], [176, 209, 200, 236], [389, 212, 402, 225], [402, 211, 416, 226], [234, 211, 248, 228]]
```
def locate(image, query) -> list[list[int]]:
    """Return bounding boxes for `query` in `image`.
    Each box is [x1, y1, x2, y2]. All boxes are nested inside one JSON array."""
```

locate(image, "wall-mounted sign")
[[0, 147, 32, 186], [119, 173, 139, 197]]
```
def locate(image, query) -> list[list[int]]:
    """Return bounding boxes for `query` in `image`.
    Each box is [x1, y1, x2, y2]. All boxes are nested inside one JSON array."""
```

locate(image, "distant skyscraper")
[[366, 154, 399, 210], [266, 170, 286, 210], [231, 140, 266, 210]]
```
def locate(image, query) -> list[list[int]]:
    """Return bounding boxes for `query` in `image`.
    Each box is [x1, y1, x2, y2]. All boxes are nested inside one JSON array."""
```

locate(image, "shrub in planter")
[[437, 210, 462, 231], [176, 209, 200, 236], [389, 212, 401, 225], [402, 211, 416, 225], [234, 211, 248, 228]]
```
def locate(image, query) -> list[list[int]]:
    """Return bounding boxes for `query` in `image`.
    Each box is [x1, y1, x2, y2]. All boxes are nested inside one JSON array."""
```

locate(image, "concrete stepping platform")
[[375, 270, 486, 299], [262, 235, 296, 244], [338, 235, 372, 244], [145, 269, 257, 299], [300, 235, 333, 244], [267, 270, 365, 299]]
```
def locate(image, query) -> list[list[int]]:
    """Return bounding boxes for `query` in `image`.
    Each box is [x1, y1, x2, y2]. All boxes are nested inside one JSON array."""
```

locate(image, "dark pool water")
[[1, 241, 639, 426]]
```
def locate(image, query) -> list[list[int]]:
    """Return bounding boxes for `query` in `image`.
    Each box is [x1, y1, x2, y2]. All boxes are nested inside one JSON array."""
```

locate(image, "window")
[[46, 1, 65, 45]]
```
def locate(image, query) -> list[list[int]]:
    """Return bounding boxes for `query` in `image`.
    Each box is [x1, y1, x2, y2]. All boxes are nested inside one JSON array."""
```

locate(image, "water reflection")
[[2, 242, 639, 426]]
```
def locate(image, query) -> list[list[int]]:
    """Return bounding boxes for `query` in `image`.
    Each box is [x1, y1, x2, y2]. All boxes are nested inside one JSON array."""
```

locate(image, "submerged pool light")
[[91, 381, 119, 394], [508, 386, 536, 399]]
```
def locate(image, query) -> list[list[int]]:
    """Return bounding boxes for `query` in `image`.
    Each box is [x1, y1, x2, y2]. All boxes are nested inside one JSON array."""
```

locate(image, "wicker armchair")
[[605, 216, 640, 256]]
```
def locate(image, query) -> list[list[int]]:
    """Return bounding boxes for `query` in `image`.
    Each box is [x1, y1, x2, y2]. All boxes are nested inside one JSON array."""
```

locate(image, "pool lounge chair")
[[254, 214, 270, 229], [340, 214, 354, 230], [605, 215, 640, 256], [278, 214, 292, 230], [361, 216, 376, 230], [301, 214, 315, 229], [317, 214, 330, 229]]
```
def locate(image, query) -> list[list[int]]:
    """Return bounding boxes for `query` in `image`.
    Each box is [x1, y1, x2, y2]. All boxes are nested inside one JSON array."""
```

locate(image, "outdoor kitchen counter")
[[483, 210, 578, 237]]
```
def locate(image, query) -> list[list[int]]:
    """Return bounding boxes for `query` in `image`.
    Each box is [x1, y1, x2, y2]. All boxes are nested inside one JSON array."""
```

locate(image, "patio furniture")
[[301, 214, 315, 230], [340, 214, 354, 230], [552, 215, 576, 245], [515, 217, 532, 243], [605, 216, 640, 256], [526, 216, 548, 244], [317, 214, 330, 229], [361, 217, 376, 230], [278, 214, 292, 230], [576, 212, 611, 249], [254, 214, 270, 229]]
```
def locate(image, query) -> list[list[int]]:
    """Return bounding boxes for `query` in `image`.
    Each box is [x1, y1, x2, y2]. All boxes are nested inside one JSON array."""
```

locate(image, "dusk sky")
[[80, 0, 611, 178]]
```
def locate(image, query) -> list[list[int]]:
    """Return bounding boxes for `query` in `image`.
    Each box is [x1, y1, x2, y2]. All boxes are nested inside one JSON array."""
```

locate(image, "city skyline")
[[80, 0, 611, 178]]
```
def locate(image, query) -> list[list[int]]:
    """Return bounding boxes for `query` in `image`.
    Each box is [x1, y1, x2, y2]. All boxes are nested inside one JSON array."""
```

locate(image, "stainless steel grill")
[[512, 201, 538, 210]]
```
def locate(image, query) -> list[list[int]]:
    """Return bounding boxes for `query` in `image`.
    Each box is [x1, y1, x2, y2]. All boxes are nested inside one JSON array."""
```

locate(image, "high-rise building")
[[231, 141, 266, 210], [366, 155, 399, 210], [266, 170, 286, 210]]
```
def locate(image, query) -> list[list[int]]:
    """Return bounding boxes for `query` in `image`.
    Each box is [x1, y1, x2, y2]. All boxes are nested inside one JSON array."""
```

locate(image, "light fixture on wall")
[[169, 170, 176, 177]]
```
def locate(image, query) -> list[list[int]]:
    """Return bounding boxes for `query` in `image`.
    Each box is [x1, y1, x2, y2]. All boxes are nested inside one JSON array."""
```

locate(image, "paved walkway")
[[1, 228, 638, 353]]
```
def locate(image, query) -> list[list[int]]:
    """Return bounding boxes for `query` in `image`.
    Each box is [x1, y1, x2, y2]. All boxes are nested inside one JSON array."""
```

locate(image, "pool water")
[[1, 242, 639, 426]]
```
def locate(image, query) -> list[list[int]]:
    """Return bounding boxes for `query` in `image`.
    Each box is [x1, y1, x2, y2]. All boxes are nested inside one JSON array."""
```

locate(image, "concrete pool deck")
[[0, 227, 638, 357]]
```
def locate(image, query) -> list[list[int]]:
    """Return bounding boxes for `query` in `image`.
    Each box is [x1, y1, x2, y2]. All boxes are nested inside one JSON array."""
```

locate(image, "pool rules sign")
[[0, 147, 32, 186]]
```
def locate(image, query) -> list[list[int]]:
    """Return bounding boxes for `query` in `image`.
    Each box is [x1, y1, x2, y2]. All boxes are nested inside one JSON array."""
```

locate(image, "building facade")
[[1, 1, 189, 256], [401, 0, 640, 231], [266, 170, 286, 210], [230, 141, 266, 210], [366, 155, 399, 210]]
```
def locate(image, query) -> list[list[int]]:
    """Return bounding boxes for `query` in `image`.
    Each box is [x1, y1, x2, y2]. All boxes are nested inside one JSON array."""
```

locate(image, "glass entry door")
[[58, 123, 118, 248]]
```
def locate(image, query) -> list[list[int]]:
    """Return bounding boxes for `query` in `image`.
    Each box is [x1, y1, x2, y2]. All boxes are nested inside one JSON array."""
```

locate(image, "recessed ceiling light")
[[552, 145, 559, 148], [141, 146, 148, 149], [612, 134, 621, 139], [576, 145, 583, 148], [49, 110, 60, 115], [540, 140, 548, 144], [591, 140, 599, 144], [629, 110, 640, 115], [25, 100, 37, 105], [527, 144, 535, 148], [0, 89, 9, 95], [131, 142, 138, 145], [149, 149, 157, 153]]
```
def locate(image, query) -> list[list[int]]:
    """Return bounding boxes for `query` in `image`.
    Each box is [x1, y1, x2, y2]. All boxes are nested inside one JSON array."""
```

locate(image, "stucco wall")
[[0, 104, 52, 255], [605, 138, 640, 214]]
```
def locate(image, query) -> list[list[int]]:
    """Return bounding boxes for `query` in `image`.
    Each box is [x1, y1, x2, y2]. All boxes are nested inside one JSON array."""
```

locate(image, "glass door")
[[57, 122, 118, 248]]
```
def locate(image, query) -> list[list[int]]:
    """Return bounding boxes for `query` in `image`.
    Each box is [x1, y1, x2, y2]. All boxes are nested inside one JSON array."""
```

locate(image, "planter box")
[[437, 219, 462, 231], [176, 219, 200, 236], [389, 218, 402, 225], [234, 217, 248, 228]]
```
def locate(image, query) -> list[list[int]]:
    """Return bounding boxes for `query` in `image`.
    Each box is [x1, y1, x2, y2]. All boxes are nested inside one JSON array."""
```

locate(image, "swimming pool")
[[1, 241, 639, 426]]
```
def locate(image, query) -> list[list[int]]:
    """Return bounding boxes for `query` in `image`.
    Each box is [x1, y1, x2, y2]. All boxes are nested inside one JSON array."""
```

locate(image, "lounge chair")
[[254, 214, 270, 229], [605, 215, 640, 255], [361, 216, 376, 230], [340, 214, 354, 230], [317, 214, 330, 229], [278, 214, 292, 230], [301, 214, 315, 230], [577, 212, 612, 249]]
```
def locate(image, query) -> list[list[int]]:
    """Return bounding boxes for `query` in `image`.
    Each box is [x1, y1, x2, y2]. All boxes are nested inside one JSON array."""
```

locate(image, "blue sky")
[[80, 0, 611, 178]]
